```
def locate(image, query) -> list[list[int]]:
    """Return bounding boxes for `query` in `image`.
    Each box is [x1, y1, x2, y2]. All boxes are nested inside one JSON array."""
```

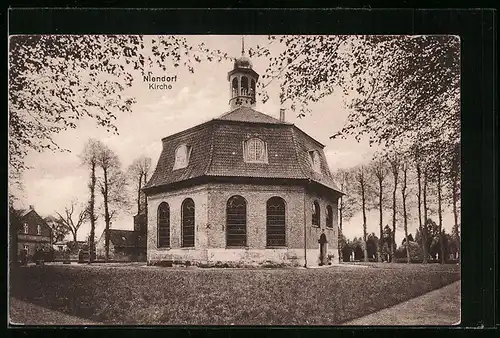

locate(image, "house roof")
[[19, 209, 34, 218], [144, 106, 341, 194]]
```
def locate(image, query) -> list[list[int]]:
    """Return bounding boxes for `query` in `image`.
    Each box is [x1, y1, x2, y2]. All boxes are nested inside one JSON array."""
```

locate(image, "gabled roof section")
[[19, 209, 33, 218], [291, 127, 341, 192], [205, 123, 307, 179], [215, 106, 291, 125], [145, 122, 214, 190]]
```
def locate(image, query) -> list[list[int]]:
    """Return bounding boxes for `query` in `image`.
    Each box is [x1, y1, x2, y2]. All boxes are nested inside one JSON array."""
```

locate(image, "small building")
[[96, 229, 147, 261], [15, 205, 52, 260], [143, 48, 343, 267], [53, 240, 69, 252]]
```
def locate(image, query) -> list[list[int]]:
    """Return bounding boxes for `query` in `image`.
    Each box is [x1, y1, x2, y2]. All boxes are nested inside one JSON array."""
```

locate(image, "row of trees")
[[334, 146, 460, 264], [42, 141, 152, 262]]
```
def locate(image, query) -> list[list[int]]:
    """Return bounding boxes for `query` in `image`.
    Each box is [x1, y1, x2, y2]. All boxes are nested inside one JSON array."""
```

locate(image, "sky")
[[11, 35, 457, 244]]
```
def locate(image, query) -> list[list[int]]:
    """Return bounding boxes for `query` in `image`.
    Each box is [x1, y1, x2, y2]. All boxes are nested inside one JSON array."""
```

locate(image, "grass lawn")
[[9, 263, 460, 325]]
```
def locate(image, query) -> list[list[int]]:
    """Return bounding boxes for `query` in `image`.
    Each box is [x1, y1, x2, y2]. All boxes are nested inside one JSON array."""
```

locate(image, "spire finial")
[[241, 36, 245, 56]]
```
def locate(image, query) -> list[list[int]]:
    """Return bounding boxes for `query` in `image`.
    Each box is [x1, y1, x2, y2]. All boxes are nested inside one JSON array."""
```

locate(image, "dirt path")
[[9, 298, 102, 326], [341, 280, 461, 326]]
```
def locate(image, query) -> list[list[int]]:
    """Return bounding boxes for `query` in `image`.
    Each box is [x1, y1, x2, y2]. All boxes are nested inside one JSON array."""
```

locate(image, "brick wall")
[[147, 184, 209, 262], [146, 182, 340, 266], [206, 183, 305, 249], [304, 187, 339, 264]]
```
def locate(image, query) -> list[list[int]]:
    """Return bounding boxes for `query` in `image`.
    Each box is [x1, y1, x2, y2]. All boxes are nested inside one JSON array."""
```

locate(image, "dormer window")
[[309, 150, 321, 173], [173, 144, 191, 170], [243, 138, 268, 163]]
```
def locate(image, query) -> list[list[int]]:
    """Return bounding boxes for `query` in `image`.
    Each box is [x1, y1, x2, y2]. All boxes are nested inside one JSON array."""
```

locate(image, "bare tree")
[[332, 168, 357, 231], [333, 168, 357, 262], [387, 152, 401, 262], [370, 157, 389, 262], [97, 144, 130, 262], [354, 165, 370, 262], [45, 215, 70, 243], [435, 158, 445, 264], [447, 143, 461, 260], [80, 138, 101, 263], [55, 201, 88, 244], [412, 143, 430, 263], [127, 156, 152, 215], [401, 161, 411, 263]]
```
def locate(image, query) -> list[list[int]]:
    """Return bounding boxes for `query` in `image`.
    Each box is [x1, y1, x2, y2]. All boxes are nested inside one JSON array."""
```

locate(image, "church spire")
[[228, 37, 259, 110]]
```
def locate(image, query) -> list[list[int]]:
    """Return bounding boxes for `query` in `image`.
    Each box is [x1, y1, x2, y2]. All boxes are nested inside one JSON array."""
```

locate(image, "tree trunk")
[[72, 230, 77, 244], [437, 163, 444, 264], [391, 172, 398, 263], [361, 179, 368, 262], [338, 195, 343, 261], [137, 173, 143, 215], [416, 162, 427, 263], [452, 171, 460, 260], [339, 195, 343, 231], [402, 166, 410, 263], [423, 168, 429, 262], [88, 162, 96, 264], [103, 167, 110, 262], [377, 179, 383, 262]]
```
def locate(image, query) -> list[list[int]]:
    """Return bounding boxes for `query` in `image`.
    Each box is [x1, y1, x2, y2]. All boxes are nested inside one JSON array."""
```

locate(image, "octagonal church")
[[143, 50, 343, 267]]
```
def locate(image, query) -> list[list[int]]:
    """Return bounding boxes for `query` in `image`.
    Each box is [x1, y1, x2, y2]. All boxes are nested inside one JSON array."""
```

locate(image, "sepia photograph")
[[8, 34, 461, 326]]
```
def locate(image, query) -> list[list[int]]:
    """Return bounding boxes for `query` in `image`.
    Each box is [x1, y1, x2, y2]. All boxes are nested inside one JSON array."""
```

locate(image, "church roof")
[[144, 106, 341, 194], [215, 106, 291, 125]]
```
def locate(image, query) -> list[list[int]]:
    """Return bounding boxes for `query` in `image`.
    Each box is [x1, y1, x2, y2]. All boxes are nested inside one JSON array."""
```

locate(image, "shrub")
[[396, 241, 423, 261]]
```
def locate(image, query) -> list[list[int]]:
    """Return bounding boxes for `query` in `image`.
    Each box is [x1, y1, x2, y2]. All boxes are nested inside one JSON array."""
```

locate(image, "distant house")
[[15, 205, 52, 260], [96, 229, 147, 261], [53, 240, 69, 252]]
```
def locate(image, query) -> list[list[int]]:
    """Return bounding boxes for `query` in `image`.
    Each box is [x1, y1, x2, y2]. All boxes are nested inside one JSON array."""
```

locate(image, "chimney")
[[279, 108, 285, 122], [29, 205, 34, 210]]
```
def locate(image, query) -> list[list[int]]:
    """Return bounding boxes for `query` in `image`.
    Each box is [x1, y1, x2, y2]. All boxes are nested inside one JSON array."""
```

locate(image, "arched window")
[[250, 79, 256, 97], [157, 202, 170, 247], [173, 144, 191, 170], [226, 195, 247, 247], [266, 197, 286, 247], [241, 76, 249, 95], [243, 138, 268, 163], [181, 198, 195, 247], [326, 205, 333, 228], [232, 77, 238, 97], [312, 201, 320, 227]]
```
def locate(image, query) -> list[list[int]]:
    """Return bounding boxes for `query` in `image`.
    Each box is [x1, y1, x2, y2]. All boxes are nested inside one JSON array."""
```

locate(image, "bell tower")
[[228, 37, 259, 110]]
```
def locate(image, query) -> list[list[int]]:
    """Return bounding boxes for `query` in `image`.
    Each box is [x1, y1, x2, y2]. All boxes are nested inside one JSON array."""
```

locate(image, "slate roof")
[[19, 209, 34, 218], [215, 106, 291, 125], [144, 106, 341, 193]]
